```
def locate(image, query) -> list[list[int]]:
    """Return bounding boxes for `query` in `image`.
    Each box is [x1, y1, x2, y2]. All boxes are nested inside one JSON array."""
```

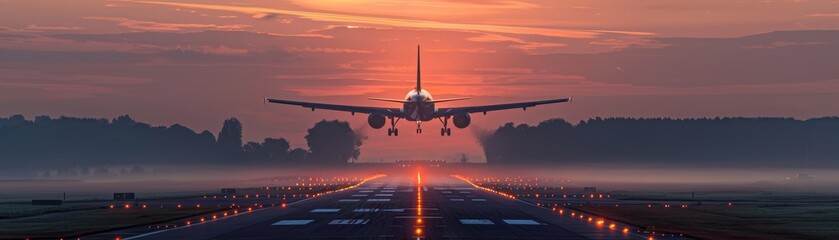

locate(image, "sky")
[[2, 0, 839, 162]]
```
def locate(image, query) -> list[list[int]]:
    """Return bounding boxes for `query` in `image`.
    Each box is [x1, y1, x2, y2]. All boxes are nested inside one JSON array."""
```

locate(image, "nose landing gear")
[[416, 121, 422, 134]]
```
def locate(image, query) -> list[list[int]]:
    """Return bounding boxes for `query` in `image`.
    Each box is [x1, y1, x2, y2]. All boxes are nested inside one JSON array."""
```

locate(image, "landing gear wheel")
[[416, 128, 422, 134], [441, 128, 446, 136], [393, 128, 399, 136], [446, 128, 451, 136], [388, 128, 393, 136]]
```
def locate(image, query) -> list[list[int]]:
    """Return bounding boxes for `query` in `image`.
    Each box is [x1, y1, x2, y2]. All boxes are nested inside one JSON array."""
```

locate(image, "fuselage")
[[402, 89, 435, 121]]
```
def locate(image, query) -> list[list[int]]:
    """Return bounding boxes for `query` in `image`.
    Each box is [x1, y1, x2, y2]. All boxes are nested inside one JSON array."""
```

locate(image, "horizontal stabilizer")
[[430, 97, 470, 103], [367, 97, 409, 103]]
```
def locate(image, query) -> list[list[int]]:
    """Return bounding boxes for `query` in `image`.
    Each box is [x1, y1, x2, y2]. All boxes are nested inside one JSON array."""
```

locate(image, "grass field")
[[571, 203, 839, 240], [0, 206, 226, 239]]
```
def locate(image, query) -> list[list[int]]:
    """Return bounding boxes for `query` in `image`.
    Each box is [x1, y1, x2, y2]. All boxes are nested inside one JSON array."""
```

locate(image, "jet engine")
[[452, 113, 471, 129], [368, 114, 386, 129]]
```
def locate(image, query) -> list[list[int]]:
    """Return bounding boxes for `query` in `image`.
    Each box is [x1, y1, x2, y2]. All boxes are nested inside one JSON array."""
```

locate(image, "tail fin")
[[416, 45, 421, 91]]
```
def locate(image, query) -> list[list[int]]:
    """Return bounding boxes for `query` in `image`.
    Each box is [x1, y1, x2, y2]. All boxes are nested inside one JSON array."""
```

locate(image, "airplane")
[[266, 46, 571, 136]]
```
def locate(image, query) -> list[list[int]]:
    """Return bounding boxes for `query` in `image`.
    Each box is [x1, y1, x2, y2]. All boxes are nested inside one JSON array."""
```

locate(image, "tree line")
[[0, 115, 363, 177], [480, 117, 839, 168]]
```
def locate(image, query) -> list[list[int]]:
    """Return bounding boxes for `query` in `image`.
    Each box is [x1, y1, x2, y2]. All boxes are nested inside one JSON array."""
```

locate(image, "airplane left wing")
[[266, 98, 403, 117], [433, 97, 570, 118]]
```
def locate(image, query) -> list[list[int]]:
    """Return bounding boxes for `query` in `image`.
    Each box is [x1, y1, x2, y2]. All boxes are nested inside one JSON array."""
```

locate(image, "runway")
[[93, 171, 661, 240]]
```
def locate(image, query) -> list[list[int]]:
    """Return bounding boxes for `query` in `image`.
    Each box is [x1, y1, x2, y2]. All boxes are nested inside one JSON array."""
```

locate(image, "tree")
[[305, 120, 362, 165], [217, 118, 243, 159]]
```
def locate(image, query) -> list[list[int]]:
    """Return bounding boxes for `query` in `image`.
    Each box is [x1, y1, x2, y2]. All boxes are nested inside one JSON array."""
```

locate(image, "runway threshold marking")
[[367, 198, 391, 202], [353, 208, 380, 212], [502, 219, 543, 225], [272, 220, 315, 225], [459, 219, 494, 225], [374, 193, 393, 197], [328, 219, 370, 225], [310, 209, 340, 213], [352, 194, 369, 197]]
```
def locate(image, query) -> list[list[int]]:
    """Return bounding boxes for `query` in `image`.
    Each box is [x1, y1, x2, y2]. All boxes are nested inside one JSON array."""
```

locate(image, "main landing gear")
[[438, 116, 452, 136], [387, 117, 400, 136]]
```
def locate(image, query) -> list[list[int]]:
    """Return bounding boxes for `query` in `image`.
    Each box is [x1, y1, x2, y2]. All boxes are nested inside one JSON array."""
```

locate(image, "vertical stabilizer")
[[416, 45, 421, 91]]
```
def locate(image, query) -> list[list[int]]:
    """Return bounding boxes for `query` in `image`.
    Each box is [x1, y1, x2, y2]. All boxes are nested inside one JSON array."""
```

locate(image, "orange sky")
[[2, 0, 839, 162]]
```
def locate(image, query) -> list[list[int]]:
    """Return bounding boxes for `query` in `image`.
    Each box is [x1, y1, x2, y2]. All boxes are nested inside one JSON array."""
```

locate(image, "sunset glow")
[[2, 0, 839, 161]]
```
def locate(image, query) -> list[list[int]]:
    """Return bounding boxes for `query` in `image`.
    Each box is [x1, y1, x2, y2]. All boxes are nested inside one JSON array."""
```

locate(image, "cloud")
[[123, 1, 653, 39], [806, 13, 839, 17], [283, 47, 373, 54], [25, 25, 83, 31], [83, 16, 249, 31]]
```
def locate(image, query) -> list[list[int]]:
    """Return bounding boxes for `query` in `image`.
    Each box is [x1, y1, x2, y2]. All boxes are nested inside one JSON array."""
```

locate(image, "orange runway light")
[[415, 228, 423, 235], [416, 218, 423, 224], [623, 227, 630, 233]]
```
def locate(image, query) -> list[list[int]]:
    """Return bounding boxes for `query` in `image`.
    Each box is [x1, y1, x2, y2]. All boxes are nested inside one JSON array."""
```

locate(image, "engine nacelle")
[[368, 114, 386, 129], [452, 113, 471, 129]]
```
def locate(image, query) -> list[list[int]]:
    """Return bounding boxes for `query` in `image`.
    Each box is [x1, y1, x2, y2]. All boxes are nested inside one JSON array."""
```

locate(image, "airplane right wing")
[[433, 97, 571, 118], [266, 98, 404, 117]]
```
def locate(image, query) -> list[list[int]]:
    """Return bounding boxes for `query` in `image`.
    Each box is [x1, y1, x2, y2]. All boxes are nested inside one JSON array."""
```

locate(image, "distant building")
[[583, 187, 597, 192], [113, 192, 136, 200], [221, 188, 237, 194], [31, 199, 62, 205]]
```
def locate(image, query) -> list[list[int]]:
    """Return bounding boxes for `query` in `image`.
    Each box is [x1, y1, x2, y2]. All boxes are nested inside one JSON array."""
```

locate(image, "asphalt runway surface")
[[92, 171, 674, 240]]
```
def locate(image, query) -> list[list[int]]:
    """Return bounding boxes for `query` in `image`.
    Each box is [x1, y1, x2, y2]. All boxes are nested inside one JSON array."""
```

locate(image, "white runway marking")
[[450, 198, 465, 201], [359, 190, 374, 193], [310, 209, 340, 213], [272, 220, 314, 225], [471, 199, 487, 202], [374, 193, 393, 197], [367, 198, 391, 202], [503, 219, 543, 225], [381, 190, 395, 193], [441, 191, 452, 193], [329, 219, 369, 225], [459, 191, 471, 193], [460, 219, 494, 225], [338, 199, 360, 202], [352, 194, 368, 197], [353, 208, 380, 212], [382, 208, 405, 212]]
